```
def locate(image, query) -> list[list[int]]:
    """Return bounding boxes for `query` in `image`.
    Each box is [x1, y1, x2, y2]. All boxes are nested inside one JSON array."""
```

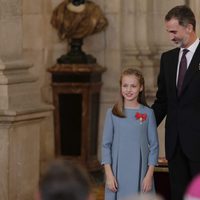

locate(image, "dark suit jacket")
[[152, 41, 200, 161]]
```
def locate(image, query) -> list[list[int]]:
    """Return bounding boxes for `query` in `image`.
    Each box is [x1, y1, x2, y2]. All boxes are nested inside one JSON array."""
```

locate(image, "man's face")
[[165, 18, 191, 48]]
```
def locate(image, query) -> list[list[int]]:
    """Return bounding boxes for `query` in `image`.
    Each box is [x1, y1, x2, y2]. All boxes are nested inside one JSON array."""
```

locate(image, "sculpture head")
[[51, 0, 108, 40], [71, 0, 85, 6], [50, 0, 108, 63]]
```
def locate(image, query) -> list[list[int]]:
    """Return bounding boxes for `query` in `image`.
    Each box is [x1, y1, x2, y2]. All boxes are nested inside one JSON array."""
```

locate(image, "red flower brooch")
[[135, 112, 147, 124]]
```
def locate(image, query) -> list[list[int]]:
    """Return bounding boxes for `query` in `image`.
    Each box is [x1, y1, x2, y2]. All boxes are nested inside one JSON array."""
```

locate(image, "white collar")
[[181, 38, 199, 54]]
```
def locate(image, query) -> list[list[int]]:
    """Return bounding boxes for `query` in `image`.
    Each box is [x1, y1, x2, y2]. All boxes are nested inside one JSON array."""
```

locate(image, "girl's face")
[[121, 74, 143, 104]]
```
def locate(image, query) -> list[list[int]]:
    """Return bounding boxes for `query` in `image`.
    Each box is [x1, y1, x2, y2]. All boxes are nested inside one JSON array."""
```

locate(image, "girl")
[[101, 68, 159, 200]]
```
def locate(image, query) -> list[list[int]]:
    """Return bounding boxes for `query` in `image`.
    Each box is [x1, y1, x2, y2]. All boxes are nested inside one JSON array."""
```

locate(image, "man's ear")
[[187, 24, 193, 33]]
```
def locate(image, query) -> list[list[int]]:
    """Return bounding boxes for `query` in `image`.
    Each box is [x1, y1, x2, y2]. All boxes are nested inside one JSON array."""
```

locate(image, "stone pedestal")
[[48, 64, 106, 171], [0, 60, 53, 200]]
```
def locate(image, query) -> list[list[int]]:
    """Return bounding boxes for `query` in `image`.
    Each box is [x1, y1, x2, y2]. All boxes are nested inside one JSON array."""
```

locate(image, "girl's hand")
[[106, 174, 118, 192], [141, 174, 153, 193], [104, 164, 118, 192]]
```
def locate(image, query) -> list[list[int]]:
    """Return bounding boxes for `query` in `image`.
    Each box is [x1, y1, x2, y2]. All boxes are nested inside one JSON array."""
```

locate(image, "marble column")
[[0, 0, 54, 199], [135, 0, 155, 96], [0, 60, 53, 200], [121, 0, 140, 69], [0, 0, 22, 60], [98, 0, 122, 159], [189, 0, 200, 35]]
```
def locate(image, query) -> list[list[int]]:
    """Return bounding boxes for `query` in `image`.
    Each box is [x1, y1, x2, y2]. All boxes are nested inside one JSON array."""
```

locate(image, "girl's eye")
[[122, 84, 136, 88]]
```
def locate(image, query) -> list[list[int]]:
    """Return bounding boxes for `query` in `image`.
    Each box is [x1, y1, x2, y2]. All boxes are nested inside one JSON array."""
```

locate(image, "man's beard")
[[171, 39, 184, 48]]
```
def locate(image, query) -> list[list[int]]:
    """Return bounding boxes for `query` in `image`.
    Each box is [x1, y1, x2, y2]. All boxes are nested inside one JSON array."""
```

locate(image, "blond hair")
[[112, 68, 148, 117]]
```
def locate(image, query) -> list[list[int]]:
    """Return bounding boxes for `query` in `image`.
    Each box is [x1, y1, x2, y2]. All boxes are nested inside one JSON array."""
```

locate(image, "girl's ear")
[[140, 85, 143, 92]]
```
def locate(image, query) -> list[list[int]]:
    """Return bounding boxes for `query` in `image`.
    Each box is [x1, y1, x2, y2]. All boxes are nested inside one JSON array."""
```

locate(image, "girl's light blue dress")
[[101, 105, 159, 200]]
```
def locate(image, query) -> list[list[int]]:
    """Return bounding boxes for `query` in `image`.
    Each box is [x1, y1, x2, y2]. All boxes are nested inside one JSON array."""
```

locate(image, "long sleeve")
[[152, 53, 168, 126], [101, 109, 114, 165], [147, 109, 159, 166]]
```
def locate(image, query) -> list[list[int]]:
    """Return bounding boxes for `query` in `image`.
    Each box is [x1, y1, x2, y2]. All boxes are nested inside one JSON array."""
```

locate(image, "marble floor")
[[91, 170, 105, 200], [93, 184, 104, 200]]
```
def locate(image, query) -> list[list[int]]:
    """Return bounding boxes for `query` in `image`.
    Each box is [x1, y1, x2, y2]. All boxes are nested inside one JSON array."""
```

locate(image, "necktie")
[[177, 49, 189, 96]]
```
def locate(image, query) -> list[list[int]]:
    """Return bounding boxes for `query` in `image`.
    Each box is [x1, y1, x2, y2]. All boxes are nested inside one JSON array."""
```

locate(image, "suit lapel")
[[181, 41, 200, 96]]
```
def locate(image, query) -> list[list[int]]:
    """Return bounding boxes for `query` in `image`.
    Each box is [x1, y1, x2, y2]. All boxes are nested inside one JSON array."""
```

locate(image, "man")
[[36, 160, 93, 200], [152, 5, 200, 200]]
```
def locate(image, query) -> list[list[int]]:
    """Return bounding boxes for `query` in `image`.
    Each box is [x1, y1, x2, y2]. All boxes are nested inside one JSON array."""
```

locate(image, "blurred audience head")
[[124, 193, 164, 200], [184, 174, 200, 200], [37, 159, 93, 200]]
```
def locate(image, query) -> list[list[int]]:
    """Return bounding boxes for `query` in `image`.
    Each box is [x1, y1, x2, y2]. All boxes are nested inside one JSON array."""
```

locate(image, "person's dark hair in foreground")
[[38, 160, 92, 200]]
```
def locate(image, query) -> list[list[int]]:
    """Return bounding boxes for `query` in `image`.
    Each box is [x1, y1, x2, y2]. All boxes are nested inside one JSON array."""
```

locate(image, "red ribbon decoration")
[[135, 112, 147, 122]]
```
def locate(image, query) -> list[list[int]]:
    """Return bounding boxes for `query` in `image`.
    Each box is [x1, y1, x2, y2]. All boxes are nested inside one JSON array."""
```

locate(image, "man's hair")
[[39, 160, 91, 200], [165, 5, 196, 31]]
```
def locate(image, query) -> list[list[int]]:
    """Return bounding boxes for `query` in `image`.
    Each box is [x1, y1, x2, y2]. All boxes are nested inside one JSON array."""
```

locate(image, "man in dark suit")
[[152, 5, 200, 200]]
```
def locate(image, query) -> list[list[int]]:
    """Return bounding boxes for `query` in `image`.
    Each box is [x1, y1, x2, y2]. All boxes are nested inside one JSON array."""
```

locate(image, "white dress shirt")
[[176, 38, 200, 85]]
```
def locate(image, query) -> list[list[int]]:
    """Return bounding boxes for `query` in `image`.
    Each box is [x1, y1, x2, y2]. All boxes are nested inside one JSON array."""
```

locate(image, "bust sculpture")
[[51, 0, 108, 64]]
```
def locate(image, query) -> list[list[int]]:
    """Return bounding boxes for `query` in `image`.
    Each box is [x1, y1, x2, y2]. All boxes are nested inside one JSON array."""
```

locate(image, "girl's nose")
[[127, 86, 131, 91]]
